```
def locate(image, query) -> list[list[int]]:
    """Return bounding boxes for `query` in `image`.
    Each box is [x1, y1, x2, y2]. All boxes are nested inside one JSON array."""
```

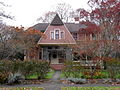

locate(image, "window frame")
[[55, 30, 59, 39], [50, 31, 54, 40], [60, 31, 65, 39]]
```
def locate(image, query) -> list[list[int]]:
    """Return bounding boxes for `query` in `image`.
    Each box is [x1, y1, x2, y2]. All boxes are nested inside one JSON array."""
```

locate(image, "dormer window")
[[55, 30, 59, 39], [61, 32, 64, 39], [50, 29, 64, 40], [51, 32, 54, 39]]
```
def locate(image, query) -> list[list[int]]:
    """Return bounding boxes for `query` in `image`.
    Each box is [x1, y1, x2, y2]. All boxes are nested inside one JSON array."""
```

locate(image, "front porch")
[[40, 46, 73, 64]]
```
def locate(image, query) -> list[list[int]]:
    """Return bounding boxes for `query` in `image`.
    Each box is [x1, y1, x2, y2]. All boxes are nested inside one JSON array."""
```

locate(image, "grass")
[[61, 87, 120, 90], [45, 69, 54, 79], [26, 69, 54, 79], [0, 87, 44, 90], [61, 70, 120, 79], [26, 74, 38, 79]]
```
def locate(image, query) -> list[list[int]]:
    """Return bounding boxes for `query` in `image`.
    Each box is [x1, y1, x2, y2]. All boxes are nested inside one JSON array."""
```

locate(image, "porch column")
[[66, 48, 72, 60]]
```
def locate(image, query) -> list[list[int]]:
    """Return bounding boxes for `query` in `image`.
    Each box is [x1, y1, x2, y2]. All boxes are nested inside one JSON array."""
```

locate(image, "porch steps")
[[50, 64, 64, 70]]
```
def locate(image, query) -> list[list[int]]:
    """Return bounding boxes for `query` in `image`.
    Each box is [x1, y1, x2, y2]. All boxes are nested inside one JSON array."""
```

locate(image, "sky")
[[2, 0, 89, 27]]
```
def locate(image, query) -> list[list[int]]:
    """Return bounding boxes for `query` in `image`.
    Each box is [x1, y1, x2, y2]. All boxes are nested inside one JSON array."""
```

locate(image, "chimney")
[[74, 17, 79, 24]]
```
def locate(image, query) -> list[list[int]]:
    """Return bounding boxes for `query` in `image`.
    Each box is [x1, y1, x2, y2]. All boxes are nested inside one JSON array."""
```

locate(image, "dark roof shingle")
[[50, 14, 64, 26], [32, 23, 86, 32]]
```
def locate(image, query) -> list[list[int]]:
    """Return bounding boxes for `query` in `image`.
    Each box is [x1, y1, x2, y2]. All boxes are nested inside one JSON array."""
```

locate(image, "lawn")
[[61, 87, 120, 90], [0, 87, 44, 90], [61, 70, 120, 79], [45, 69, 54, 79]]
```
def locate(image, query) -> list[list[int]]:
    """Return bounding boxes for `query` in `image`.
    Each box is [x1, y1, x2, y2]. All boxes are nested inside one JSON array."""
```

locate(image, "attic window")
[[61, 32, 64, 39], [51, 32, 54, 39], [55, 30, 59, 39]]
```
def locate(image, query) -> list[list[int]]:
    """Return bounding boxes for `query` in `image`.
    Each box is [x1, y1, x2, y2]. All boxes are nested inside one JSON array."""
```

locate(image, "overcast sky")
[[2, 0, 89, 27]]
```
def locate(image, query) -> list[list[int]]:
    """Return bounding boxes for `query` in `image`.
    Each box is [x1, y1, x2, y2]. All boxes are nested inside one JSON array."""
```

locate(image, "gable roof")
[[38, 14, 76, 45], [32, 23, 86, 32], [50, 14, 64, 26]]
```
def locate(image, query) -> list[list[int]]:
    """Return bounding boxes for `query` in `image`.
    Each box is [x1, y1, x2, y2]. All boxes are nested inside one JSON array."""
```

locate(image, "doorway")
[[49, 50, 65, 64]]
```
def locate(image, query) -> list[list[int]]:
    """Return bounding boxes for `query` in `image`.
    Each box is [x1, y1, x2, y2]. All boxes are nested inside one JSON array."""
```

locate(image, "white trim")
[[54, 28, 60, 39], [60, 31, 65, 39], [50, 31, 54, 40]]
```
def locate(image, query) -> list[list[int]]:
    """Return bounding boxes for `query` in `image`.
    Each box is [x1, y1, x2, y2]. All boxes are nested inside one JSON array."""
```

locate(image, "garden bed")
[[19, 79, 49, 85], [61, 87, 120, 90], [60, 78, 120, 85]]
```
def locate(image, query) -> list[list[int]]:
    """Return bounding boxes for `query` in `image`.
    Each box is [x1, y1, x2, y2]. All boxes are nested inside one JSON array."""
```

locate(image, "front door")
[[49, 50, 65, 64], [50, 51, 59, 64]]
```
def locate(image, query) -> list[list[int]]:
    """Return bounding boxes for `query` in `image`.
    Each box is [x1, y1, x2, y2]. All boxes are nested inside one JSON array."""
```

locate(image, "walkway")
[[51, 70, 61, 81]]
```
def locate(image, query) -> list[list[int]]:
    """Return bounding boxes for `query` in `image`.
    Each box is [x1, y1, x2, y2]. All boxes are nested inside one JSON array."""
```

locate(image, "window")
[[73, 33, 77, 40], [92, 33, 96, 40], [51, 32, 54, 39], [55, 30, 59, 39], [61, 32, 64, 39]]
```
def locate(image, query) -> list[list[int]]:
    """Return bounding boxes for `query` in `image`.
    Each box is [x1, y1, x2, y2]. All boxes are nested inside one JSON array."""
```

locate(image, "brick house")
[[25, 14, 96, 64]]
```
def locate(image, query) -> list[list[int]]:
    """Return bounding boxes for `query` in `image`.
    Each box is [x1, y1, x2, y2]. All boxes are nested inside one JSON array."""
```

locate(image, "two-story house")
[[25, 14, 97, 64]]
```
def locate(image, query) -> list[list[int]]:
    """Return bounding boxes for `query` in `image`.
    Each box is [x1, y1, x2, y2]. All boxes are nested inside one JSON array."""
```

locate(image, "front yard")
[[61, 87, 120, 90], [1, 86, 120, 90], [0, 87, 44, 90]]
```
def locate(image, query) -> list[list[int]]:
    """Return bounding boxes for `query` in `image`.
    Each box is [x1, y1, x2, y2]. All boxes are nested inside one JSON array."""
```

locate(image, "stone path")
[[51, 70, 61, 81]]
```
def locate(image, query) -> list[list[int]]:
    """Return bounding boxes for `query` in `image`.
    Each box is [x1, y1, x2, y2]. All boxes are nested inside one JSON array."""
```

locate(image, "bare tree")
[[0, 1, 13, 23], [37, 3, 74, 23]]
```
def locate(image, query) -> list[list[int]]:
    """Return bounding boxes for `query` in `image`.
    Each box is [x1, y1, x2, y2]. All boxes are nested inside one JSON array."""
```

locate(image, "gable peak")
[[50, 14, 64, 26]]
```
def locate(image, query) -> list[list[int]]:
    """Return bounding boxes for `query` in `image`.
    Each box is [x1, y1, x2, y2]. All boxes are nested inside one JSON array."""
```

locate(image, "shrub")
[[106, 58, 120, 79], [62, 61, 84, 78], [82, 70, 107, 79], [0, 73, 8, 84], [62, 61, 73, 78], [35, 61, 50, 79], [67, 78, 86, 84], [0, 60, 50, 84], [7, 72, 25, 85], [0, 60, 13, 84]]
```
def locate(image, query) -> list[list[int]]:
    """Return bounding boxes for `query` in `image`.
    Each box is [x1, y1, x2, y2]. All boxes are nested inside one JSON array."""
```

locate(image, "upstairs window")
[[61, 32, 64, 39], [73, 33, 77, 40], [51, 32, 54, 39], [55, 30, 59, 39]]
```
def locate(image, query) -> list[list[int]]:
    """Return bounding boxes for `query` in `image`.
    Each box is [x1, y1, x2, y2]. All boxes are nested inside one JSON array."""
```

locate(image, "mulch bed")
[[19, 79, 49, 85], [60, 79, 120, 85]]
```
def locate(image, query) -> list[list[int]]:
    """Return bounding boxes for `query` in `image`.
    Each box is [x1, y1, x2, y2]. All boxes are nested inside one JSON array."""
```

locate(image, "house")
[[25, 14, 97, 64]]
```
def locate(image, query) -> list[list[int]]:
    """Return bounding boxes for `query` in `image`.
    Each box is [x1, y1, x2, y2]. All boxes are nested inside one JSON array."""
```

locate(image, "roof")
[[50, 14, 64, 26], [32, 23, 49, 32], [32, 23, 86, 32], [38, 24, 76, 45]]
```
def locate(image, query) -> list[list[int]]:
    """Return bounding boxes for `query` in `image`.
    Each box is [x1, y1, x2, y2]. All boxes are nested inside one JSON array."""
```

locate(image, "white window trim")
[[54, 28, 60, 39], [60, 31, 65, 39], [50, 29, 65, 40], [50, 31, 54, 40]]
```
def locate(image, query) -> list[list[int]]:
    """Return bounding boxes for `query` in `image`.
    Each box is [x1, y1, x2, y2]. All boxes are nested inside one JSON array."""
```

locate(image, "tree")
[[37, 3, 74, 23], [0, 1, 13, 22], [0, 25, 43, 60], [77, 0, 120, 60], [71, 0, 120, 78]]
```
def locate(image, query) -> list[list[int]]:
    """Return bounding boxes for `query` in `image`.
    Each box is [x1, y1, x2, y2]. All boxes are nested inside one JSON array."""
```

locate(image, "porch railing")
[[73, 60, 99, 66]]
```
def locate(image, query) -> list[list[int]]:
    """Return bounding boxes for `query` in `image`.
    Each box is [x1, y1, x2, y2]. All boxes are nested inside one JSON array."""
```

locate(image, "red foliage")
[[79, 21, 101, 34]]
